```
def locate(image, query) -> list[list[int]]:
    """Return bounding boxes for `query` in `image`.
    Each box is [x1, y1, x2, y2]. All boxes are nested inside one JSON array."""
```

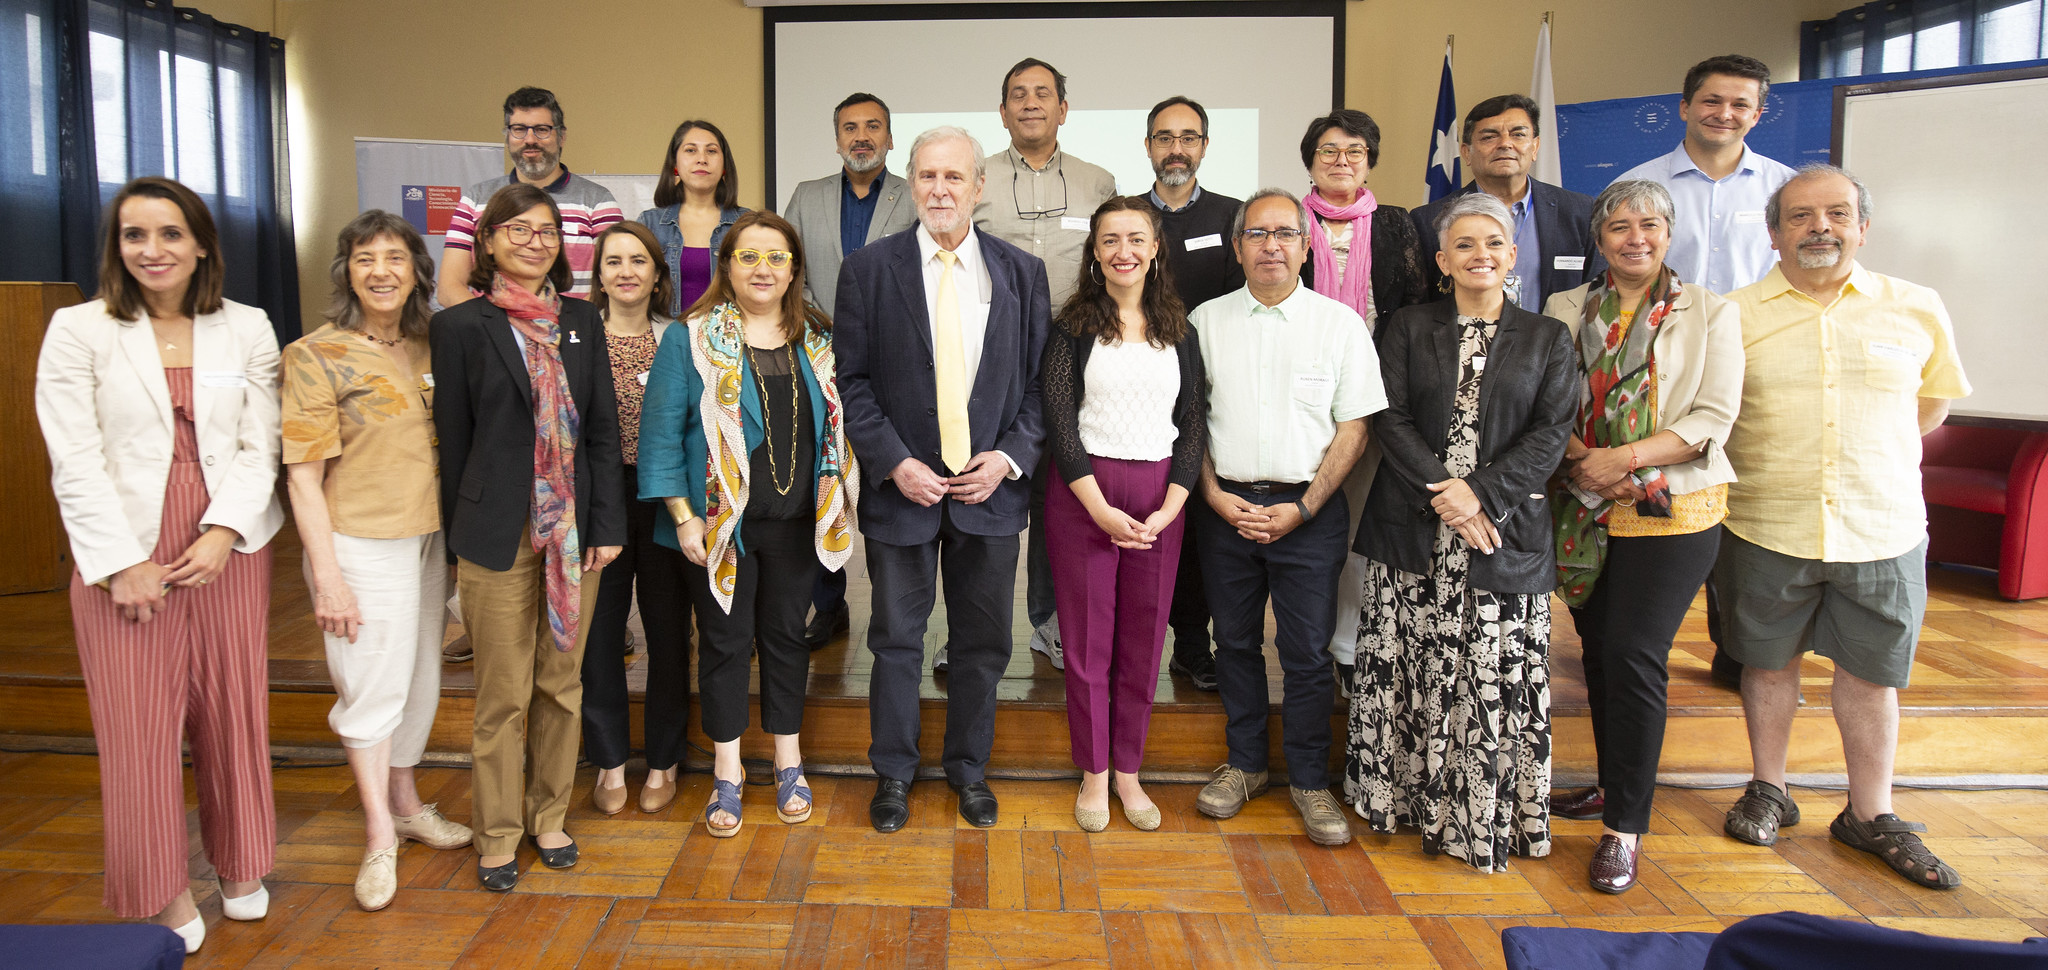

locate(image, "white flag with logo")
[[1530, 18, 1562, 185]]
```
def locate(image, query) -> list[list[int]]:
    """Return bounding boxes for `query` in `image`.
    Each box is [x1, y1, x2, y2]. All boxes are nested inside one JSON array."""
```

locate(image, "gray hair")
[[327, 209, 435, 338], [1766, 162, 1873, 231], [908, 125, 986, 183], [1229, 187, 1309, 241], [1590, 179, 1677, 233], [1435, 192, 1516, 248]]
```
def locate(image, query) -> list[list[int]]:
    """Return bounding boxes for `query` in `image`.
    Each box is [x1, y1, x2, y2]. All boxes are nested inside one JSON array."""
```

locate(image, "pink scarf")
[[483, 273, 585, 652], [1304, 187, 1378, 323]]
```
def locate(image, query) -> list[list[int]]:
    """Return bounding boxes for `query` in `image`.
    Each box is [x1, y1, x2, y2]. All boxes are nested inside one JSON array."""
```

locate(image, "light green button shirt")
[[973, 146, 1118, 309], [1192, 284, 1387, 485]]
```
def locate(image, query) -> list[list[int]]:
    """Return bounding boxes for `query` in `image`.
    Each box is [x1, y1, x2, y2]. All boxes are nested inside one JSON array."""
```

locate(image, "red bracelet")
[[1628, 445, 1641, 471]]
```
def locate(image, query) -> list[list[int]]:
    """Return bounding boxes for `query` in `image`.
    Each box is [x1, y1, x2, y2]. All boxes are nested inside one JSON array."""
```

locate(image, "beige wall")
[[185, 0, 1842, 329]]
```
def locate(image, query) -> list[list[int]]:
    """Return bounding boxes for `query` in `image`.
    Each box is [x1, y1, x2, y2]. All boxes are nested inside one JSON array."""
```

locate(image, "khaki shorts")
[[1711, 531, 1927, 689]]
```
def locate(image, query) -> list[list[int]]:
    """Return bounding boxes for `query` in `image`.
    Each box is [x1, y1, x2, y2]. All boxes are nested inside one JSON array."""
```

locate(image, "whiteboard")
[[1838, 70, 2048, 425]]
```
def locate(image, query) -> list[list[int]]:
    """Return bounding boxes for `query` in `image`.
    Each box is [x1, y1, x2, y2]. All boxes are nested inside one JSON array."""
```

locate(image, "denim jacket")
[[636, 203, 748, 317]]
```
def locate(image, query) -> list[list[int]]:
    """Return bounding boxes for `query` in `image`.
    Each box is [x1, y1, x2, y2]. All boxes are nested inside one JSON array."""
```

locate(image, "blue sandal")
[[704, 778, 743, 838], [775, 764, 813, 824]]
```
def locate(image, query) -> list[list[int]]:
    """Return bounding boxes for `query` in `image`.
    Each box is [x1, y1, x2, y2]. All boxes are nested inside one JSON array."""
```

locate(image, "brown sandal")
[[1830, 809, 1961, 889], [1724, 780, 1800, 846]]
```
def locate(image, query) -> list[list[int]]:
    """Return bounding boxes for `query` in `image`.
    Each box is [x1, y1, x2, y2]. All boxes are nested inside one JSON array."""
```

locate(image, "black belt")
[[1223, 479, 1308, 495]]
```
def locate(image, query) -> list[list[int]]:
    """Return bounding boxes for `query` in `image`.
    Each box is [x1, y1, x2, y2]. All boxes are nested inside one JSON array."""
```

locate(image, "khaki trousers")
[[459, 535, 601, 857]]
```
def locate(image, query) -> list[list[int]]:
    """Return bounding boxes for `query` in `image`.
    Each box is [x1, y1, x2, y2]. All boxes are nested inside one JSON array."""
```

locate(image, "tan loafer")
[[392, 803, 473, 850], [355, 844, 398, 911], [1290, 786, 1352, 846], [640, 768, 679, 814], [592, 778, 628, 815], [1196, 764, 1270, 819]]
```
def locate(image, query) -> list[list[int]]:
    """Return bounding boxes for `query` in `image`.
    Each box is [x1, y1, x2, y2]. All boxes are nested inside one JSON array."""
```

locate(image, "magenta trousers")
[[1046, 456, 1185, 773]]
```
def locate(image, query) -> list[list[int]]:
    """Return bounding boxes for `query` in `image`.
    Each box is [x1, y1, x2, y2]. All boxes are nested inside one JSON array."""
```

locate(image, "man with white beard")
[[784, 92, 918, 319], [1714, 165, 1971, 891]]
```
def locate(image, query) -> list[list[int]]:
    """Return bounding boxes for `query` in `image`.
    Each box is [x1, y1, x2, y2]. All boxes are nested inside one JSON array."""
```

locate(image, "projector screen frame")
[[1830, 63, 2048, 432], [761, 0, 1347, 207]]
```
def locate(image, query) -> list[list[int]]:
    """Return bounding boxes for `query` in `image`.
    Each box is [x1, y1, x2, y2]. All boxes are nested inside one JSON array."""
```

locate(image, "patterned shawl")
[[485, 273, 585, 651], [691, 302, 859, 613], [1553, 268, 1679, 606]]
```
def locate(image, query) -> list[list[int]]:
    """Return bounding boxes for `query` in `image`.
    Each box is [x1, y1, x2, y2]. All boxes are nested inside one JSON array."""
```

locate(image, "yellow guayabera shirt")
[[1723, 263, 1970, 563]]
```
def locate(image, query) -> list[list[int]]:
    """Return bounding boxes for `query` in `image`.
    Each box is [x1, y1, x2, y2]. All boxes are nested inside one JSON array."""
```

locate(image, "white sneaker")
[[1030, 618, 1065, 671], [932, 646, 949, 673]]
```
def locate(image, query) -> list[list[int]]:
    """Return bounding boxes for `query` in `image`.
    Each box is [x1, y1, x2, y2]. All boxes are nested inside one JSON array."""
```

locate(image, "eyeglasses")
[[1012, 153, 1068, 221], [1238, 228, 1304, 244], [732, 249, 793, 269], [492, 224, 561, 247], [1149, 133, 1206, 149], [505, 124, 561, 140], [1314, 146, 1369, 164]]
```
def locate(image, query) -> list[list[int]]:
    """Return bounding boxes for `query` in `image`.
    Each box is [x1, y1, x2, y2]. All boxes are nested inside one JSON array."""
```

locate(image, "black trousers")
[[1167, 516, 1212, 663], [690, 517, 818, 742], [812, 565, 847, 612], [581, 464, 693, 770], [1568, 525, 1722, 834], [865, 502, 1020, 786], [1197, 483, 1349, 791]]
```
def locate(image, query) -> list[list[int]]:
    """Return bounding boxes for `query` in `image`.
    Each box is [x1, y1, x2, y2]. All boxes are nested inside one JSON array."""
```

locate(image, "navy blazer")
[[431, 296, 626, 569], [1411, 179, 1606, 309], [1354, 299, 1576, 595], [833, 227, 1049, 545]]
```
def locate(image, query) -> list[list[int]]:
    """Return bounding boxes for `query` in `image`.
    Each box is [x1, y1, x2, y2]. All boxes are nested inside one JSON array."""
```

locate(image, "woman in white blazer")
[[33, 176, 284, 953], [579, 221, 696, 816], [1542, 179, 1744, 895]]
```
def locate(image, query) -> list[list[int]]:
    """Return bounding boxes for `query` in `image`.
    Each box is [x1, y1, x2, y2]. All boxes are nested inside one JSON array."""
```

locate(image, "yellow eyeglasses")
[[732, 249, 793, 268]]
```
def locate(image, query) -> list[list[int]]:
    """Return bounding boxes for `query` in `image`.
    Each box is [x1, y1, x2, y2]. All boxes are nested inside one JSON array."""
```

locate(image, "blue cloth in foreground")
[[1703, 911, 2048, 970], [0, 923, 186, 969], [1500, 925, 1717, 970]]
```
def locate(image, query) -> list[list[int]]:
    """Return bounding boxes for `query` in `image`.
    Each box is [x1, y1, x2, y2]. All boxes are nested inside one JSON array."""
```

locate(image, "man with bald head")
[[834, 126, 1051, 834]]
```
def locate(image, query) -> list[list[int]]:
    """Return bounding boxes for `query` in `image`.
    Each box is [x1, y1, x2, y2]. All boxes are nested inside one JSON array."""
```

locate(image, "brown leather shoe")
[[1553, 786, 1605, 821], [1195, 765, 1269, 819], [1289, 787, 1353, 846], [1589, 834, 1641, 894], [592, 778, 628, 816], [640, 767, 679, 814]]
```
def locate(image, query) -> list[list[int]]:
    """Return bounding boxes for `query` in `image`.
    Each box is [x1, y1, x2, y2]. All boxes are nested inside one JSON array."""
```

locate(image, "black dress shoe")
[[533, 836, 578, 869], [1553, 786, 1606, 821], [1168, 652, 1219, 691], [804, 602, 851, 650], [870, 778, 912, 833], [477, 859, 518, 891], [951, 780, 999, 827]]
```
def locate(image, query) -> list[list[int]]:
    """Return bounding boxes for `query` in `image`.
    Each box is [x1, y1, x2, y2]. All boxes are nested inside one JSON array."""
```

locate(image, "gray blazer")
[[783, 169, 915, 317]]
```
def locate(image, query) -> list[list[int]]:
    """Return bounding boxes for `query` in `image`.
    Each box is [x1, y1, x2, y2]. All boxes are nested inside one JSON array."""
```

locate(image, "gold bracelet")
[[663, 497, 697, 524]]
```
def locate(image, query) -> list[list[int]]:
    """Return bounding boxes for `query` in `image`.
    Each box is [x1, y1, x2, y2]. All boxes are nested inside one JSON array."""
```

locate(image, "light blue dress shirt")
[[1510, 184, 1540, 312], [1616, 144, 1796, 295]]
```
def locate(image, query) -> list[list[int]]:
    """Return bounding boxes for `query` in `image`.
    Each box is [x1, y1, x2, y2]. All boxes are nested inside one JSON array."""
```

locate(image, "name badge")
[[637, 371, 650, 386], [1059, 216, 1091, 232], [1868, 340, 1919, 362], [1294, 372, 1335, 391], [420, 373, 435, 389], [197, 370, 248, 388], [1553, 255, 1586, 271], [1735, 210, 1766, 225], [1472, 355, 1488, 372], [1185, 233, 1223, 252], [566, 329, 581, 344]]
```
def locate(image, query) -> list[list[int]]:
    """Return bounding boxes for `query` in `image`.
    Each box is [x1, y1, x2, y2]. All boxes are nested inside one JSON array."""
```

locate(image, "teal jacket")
[[637, 323, 831, 555]]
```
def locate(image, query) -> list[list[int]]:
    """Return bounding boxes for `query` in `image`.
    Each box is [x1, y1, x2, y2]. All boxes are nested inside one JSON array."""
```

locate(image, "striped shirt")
[[445, 168, 622, 299]]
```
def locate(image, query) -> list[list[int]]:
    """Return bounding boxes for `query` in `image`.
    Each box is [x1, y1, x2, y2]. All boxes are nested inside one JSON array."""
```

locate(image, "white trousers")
[[318, 531, 448, 765]]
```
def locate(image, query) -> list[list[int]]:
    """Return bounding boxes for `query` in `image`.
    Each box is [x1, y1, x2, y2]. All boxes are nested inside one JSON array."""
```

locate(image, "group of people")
[[36, 52, 1972, 952]]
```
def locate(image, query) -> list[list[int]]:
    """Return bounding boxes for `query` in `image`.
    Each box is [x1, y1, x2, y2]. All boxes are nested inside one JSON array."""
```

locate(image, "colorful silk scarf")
[[1304, 187, 1378, 322], [1553, 268, 1680, 606], [690, 302, 859, 613], [485, 273, 585, 651]]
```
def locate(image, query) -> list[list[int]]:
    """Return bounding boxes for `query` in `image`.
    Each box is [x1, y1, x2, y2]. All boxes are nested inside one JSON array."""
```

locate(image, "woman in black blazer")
[[1345, 192, 1576, 873], [431, 182, 625, 892]]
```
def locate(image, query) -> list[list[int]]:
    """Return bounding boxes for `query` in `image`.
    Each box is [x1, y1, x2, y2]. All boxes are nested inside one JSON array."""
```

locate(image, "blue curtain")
[[1805, 0, 2048, 78], [0, 0, 299, 340]]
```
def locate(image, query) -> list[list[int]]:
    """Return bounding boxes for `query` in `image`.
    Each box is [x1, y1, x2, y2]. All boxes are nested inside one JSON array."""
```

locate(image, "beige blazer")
[[36, 298, 285, 585], [1544, 282, 1743, 495]]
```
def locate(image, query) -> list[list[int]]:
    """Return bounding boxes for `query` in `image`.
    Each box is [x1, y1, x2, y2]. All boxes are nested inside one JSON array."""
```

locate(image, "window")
[[1806, 0, 2048, 79]]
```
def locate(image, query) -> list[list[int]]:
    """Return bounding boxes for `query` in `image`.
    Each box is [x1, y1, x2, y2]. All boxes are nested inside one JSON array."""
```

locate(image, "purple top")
[[677, 245, 713, 314]]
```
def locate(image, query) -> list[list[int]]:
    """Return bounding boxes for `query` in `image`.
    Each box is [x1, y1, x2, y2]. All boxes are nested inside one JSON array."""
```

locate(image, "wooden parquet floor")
[[0, 748, 2045, 968]]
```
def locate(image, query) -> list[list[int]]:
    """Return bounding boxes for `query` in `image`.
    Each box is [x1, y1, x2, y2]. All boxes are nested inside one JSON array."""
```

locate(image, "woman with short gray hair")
[[1347, 189, 1577, 872], [1543, 178, 1743, 894]]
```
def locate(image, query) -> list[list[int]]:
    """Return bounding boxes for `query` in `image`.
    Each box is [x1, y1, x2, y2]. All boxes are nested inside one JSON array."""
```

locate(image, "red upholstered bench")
[[1922, 424, 2048, 600]]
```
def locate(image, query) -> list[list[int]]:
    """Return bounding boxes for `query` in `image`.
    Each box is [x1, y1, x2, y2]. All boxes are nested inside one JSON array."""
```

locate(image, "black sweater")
[[1154, 188, 1245, 313]]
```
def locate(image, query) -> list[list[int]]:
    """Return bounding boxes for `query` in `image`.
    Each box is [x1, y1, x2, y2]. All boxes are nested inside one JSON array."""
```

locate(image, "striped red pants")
[[69, 460, 275, 918]]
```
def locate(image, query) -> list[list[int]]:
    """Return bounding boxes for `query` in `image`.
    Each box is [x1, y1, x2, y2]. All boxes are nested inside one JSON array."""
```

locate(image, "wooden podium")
[[1, 283, 82, 594]]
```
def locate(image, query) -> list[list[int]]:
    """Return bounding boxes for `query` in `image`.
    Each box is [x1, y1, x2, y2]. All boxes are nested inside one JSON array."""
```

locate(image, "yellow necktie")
[[932, 249, 972, 474]]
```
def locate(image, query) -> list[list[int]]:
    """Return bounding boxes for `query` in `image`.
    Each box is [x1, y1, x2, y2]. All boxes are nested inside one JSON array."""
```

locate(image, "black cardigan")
[[1354, 298, 1576, 595], [1299, 202, 1432, 334], [1040, 325, 1206, 491], [431, 296, 626, 569]]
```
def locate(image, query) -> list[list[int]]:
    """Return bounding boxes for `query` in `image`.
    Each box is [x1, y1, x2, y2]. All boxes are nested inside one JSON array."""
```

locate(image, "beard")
[[1154, 155, 1195, 186], [1794, 237, 1842, 269], [919, 207, 964, 236], [512, 146, 559, 181], [841, 146, 884, 173]]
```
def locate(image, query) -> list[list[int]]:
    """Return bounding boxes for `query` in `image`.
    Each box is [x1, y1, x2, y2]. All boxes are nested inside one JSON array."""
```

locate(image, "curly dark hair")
[[1056, 196, 1187, 348]]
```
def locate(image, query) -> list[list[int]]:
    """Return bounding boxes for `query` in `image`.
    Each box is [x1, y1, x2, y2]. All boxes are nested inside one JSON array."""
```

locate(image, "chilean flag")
[[1424, 41, 1461, 203]]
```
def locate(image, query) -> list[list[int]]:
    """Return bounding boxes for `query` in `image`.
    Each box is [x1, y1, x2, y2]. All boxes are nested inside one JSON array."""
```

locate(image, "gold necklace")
[[746, 343, 800, 496]]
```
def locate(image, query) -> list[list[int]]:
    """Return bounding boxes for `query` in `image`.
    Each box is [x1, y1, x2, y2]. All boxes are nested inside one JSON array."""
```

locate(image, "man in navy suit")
[[1411, 94, 1604, 311], [833, 126, 1050, 833]]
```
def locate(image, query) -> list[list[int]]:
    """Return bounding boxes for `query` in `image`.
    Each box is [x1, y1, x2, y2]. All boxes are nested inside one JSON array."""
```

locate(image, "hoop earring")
[[1089, 262, 1103, 284], [1148, 259, 1161, 279]]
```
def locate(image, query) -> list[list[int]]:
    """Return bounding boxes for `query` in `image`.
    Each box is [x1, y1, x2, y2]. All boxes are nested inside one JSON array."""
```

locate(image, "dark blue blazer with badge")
[[832, 226, 1049, 546], [1411, 179, 1606, 308]]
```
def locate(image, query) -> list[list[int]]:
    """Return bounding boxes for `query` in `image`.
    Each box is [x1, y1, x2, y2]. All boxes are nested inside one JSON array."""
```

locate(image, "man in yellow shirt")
[[1715, 165, 1971, 890]]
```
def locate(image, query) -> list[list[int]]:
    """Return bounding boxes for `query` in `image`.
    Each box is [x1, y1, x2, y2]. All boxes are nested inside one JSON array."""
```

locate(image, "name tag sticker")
[[197, 370, 248, 388], [1185, 233, 1223, 252], [1472, 356, 1488, 372], [1868, 340, 1919, 362], [636, 371, 650, 386], [1059, 216, 1091, 232], [1735, 210, 1766, 225], [1294, 372, 1335, 391], [421, 372, 435, 389], [1553, 255, 1586, 271]]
